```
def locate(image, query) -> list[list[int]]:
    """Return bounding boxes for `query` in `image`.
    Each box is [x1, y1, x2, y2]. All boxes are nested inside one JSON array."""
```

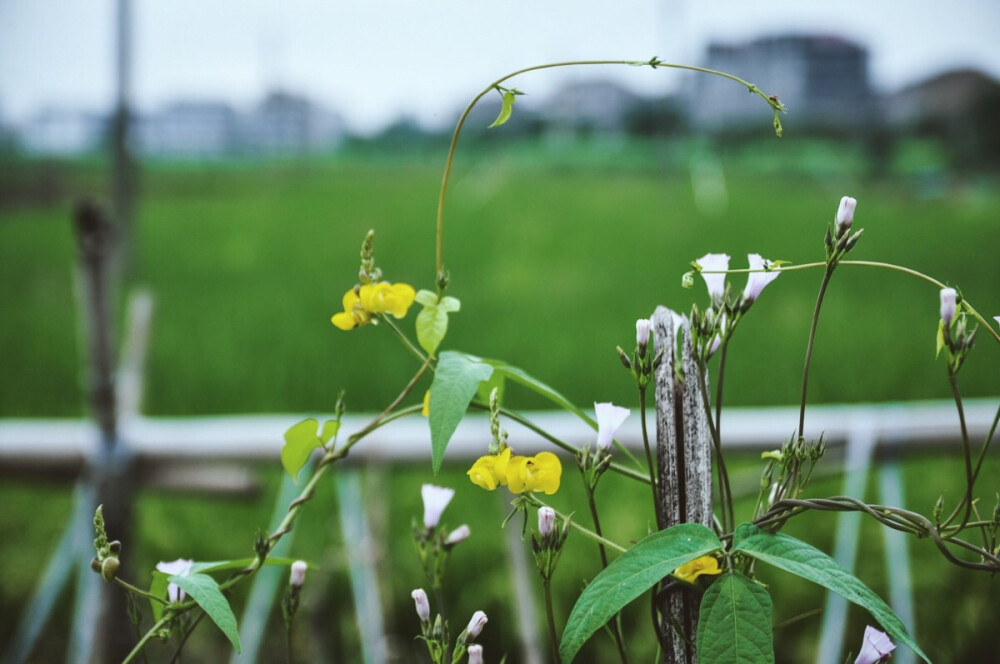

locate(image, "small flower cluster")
[[532, 506, 570, 582], [411, 588, 488, 664], [467, 447, 562, 495], [331, 281, 416, 330]]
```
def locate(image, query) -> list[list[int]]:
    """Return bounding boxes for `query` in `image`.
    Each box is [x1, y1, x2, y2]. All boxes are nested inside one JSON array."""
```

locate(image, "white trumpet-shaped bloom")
[[595, 402, 630, 451], [697, 253, 730, 301], [156, 558, 193, 603], [853, 625, 895, 664], [742, 254, 780, 303], [421, 484, 455, 529]]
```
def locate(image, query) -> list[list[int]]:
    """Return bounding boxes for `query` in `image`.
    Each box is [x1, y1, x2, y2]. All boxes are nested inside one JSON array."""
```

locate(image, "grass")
[[0, 138, 998, 662]]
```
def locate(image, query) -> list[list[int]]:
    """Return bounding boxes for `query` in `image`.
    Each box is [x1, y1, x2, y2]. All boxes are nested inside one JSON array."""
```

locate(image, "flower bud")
[[101, 556, 120, 582], [940, 288, 957, 325], [468, 644, 484, 664], [90, 557, 102, 573], [538, 506, 556, 538], [616, 346, 631, 369], [854, 625, 895, 664], [421, 484, 455, 529], [445, 524, 471, 546], [411, 588, 431, 623], [835, 196, 856, 235], [109, 540, 122, 555], [635, 319, 651, 356], [465, 610, 488, 639], [289, 560, 307, 588]]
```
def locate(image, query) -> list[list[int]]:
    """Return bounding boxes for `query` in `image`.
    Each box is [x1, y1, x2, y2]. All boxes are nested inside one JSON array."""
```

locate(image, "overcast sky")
[[1, 0, 998, 133]]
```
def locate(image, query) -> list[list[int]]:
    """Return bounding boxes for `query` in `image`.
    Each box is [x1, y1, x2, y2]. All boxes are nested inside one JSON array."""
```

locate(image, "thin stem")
[[436, 59, 780, 275], [529, 496, 626, 553], [543, 580, 562, 664], [695, 361, 733, 534], [381, 315, 431, 366], [122, 615, 172, 664], [797, 264, 835, 442], [168, 611, 206, 664], [286, 620, 294, 664], [941, 367, 973, 529], [638, 387, 661, 526], [971, 402, 1000, 488], [586, 490, 610, 569], [115, 577, 168, 605], [714, 342, 728, 439], [585, 486, 630, 664]]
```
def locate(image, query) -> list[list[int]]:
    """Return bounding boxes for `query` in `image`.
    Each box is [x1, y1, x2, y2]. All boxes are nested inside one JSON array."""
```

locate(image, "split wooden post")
[[652, 306, 713, 664]]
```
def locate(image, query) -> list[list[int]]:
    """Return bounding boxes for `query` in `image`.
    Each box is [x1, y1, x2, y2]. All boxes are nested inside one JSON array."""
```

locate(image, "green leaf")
[[281, 419, 322, 482], [416, 304, 449, 356], [935, 320, 945, 358], [486, 360, 595, 427], [560, 523, 723, 663], [697, 572, 774, 664], [320, 419, 340, 445], [429, 351, 494, 473], [415, 289, 438, 307], [149, 571, 169, 622], [488, 91, 516, 128], [476, 371, 506, 406], [169, 573, 242, 654], [188, 557, 305, 575], [732, 524, 930, 663]]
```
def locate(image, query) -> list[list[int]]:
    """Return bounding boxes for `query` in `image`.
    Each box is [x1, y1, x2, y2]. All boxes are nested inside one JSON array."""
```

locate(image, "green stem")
[[941, 367, 974, 529], [638, 387, 661, 525], [436, 59, 780, 275], [529, 496, 626, 553], [121, 615, 172, 664], [797, 264, 835, 443], [543, 579, 562, 664], [115, 577, 168, 605], [382, 315, 431, 366]]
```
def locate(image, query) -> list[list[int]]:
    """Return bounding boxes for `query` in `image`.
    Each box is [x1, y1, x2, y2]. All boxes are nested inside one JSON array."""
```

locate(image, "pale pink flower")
[[854, 625, 895, 664], [697, 253, 730, 301], [940, 288, 957, 324], [538, 506, 556, 537], [445, 524, 471, 545], [421, 484, 455, 529], [467, 644, 484, 664], [595, 402, 630, 451], [743, 254, 780, 302], [465, 610, 488, 638], [411, 588, 430, 622], [289, 560, 307, 588], [156, 558, 193, 603], [836, 196, 857, 234], [636, 318, 652, 354]]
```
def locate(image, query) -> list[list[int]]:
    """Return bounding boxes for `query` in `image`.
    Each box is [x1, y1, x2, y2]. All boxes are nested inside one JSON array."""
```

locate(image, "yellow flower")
[[492, 448, 512, 485], [331, 281, 416, 331], [673, 556, 722, 584], [359, 282, 416, 318], [422, 390, 430, 417], [467, 455, 500, 491], [331, 288, 371, 330], [507, 452, 562, 495]]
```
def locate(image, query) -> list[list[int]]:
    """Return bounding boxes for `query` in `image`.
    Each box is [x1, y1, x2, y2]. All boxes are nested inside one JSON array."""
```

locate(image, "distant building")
[[691, 34, 873, 133], [135, 101, 240, 158], [246, 91, 343, 155], [886, 68, 1000, 129], [19, 109, 107, 155]]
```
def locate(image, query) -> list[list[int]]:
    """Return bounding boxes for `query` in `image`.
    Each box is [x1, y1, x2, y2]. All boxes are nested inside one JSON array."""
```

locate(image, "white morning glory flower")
[[595, 402, 630, 451]]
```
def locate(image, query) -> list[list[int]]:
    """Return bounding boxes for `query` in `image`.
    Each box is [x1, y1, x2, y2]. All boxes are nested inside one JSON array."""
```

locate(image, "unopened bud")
[[445, 524, 471, 546], [468, 644, 484, 664], [90, 557, 102, 573], [835, 196, 856, 235], [101, 556, 120, 582], [411, 588, 431, 623], [636, 318, 651, 356], [289, 560, 307, 588], [940, 288, 957, 325], [109, 540, 122, 555], [538, 506, 556, 538], [465, 610, 488, 639], [681, 271, 695, 289], [616, 346, 631, 369]]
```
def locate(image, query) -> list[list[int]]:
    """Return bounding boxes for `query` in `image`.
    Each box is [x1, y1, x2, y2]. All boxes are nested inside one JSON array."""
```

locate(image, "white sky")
[[1, 0, 998, 133]]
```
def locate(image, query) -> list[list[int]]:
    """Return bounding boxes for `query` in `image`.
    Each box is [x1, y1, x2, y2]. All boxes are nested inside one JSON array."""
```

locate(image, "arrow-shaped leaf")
[[168, 573, 242, 654], [697, 572, 774, 664], [429, 351, 494, 473]]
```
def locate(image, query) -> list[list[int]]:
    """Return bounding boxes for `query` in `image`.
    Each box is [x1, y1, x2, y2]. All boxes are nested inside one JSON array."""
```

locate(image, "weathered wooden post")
[[652, 306, 713, 664]]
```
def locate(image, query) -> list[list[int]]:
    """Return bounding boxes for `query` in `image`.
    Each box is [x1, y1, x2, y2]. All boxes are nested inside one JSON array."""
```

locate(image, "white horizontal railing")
[[1, 399, 995, 474]]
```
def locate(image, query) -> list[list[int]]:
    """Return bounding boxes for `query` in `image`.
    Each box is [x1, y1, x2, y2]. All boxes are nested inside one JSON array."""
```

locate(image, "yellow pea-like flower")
[[331, 288, 371, 330], [673, 556, 722, 584], [359, 282, 416, 318], [492, 448, 512, 485], [467, 455, 500, 491], [527, 452, 561, 495]]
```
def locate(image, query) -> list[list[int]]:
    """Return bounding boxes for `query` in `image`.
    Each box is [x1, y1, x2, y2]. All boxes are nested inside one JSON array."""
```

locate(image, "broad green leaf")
[[488, 91, 516, 128], [149, 571, 169, 622], [476, 371, 506, 406], [415, 289, 438, 307], [320, 419, 340, 445], [429, 351, 494, 473], [281, 418, 322, 481], [486, 360, 595, 427], [697, 572, 774, 664], [732, 524, 930, 663], [188, 557, 305, 575], [169, 573, 242, 654], [416, 304, 449, 356], [560, 523, 723, 663]]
